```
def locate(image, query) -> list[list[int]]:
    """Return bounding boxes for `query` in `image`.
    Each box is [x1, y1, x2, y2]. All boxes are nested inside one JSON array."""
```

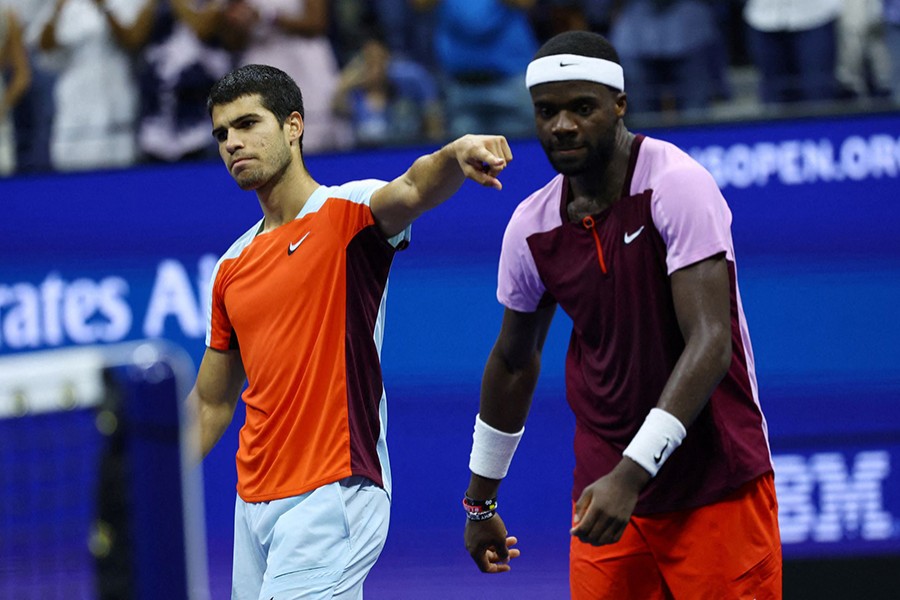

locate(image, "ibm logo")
[[775, 451, 896, 544]]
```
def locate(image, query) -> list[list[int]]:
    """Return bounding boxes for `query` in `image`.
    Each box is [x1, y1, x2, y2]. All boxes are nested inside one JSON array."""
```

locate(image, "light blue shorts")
[[231, 476, 390, 600]]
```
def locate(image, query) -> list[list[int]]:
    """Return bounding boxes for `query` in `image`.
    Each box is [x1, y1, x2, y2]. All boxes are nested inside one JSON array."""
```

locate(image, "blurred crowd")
[[1, 0, 900, 176]]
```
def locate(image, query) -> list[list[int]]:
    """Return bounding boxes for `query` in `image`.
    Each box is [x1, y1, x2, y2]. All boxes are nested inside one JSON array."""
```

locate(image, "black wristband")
[[463, 495, 498, 521]]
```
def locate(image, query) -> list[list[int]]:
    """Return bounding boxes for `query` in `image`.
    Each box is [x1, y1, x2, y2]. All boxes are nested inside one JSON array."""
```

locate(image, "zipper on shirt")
[[581, 216, 608, 274]]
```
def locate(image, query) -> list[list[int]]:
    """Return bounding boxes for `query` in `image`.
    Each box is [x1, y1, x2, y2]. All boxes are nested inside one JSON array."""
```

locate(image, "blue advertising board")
[[1, 111, 899, 589]]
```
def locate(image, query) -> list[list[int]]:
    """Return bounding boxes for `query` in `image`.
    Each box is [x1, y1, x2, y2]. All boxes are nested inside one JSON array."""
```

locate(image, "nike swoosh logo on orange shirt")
[[288, 231, 311, 255]]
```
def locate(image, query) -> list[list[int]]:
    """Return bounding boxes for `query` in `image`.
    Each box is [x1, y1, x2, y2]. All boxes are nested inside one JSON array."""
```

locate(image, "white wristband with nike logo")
[[622, 408, 687, 477]]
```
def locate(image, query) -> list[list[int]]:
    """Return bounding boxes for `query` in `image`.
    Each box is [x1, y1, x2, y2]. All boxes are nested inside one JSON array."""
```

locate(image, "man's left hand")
[[570, 459, 650, 546]]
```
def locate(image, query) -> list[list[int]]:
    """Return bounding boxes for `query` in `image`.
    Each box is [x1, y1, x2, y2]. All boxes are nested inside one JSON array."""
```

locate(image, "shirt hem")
[[631, 466, 774, 517], [237, 469, 356, 504]]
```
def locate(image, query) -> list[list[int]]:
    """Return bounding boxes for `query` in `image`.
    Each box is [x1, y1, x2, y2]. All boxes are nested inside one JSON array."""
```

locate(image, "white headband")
[[525, 54, 625, 91]]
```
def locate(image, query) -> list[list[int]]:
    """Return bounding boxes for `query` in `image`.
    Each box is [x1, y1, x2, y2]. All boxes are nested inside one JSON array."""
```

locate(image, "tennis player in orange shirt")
[[189, 63, 512, 599]]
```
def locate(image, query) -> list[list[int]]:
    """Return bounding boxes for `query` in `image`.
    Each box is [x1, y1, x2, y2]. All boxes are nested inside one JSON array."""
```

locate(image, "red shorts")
[[570, 472, 782, 600]]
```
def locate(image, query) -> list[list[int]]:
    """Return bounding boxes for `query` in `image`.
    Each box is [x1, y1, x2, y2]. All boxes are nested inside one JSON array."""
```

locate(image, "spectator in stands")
[[411, 0, 538, 141], [836, 0, 892, 100], [8, 0, 56, 173], [608, 0, 718, 116], [136, 0, 231, 163], [36, 0, 154, 171], [583, 0, 616, 35], [332, 30, 444, 148], [0, 3, 31, 176], [743, 0, 841, 104], [329, 0, 370, 67], [375, 0, 435, 65], [530, 0, 590, 44], [222, 0, 352, 153], [706, 0, 737, 104], [884, 0, 900, 102]]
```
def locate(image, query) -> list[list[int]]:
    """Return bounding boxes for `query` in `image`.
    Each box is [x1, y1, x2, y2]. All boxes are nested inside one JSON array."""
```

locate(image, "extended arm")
[[38, 0, 66, 51], [187, 347, 246, 461], [270, 0, 327, 36], [464, 305, 556, 573], [570, 253, 732, 546], [0, 10, 31, 120], [171, 0, 223, 42], [331, 52, 367, 117], [369, 134, 512, 237], [93, 0, 157, 52]]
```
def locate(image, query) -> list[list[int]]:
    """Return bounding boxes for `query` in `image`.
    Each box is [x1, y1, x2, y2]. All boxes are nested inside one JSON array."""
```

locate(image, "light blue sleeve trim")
[[332, 179, 411, 249]]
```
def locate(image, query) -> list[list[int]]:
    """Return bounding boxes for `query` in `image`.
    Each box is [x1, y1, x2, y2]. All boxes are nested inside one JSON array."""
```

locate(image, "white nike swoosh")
[[624, 226, 645, 244], [288, 231, 311, 254], [654, 437, 670, 463]]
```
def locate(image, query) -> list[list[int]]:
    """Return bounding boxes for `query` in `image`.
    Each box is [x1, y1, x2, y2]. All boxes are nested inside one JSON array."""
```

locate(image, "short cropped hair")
[[533, 30, 620, 65], [207, 64, 305, 125]]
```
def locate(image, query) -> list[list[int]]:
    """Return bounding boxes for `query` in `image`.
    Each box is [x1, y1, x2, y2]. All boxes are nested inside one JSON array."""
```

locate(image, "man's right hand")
[[450, 134, 512, 191], [464, 513, 520, 573]]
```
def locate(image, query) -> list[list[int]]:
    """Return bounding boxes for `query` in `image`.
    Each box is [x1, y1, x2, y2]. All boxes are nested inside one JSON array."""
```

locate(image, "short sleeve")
[[497, 214, 547, 313], [651, 164, 733, 275], [206, 258, 236, 350], [326, 179, 411, 249]]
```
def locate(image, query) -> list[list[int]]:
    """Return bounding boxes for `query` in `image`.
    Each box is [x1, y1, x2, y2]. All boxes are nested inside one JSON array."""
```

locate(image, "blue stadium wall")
[[2, 111, 899, 596]]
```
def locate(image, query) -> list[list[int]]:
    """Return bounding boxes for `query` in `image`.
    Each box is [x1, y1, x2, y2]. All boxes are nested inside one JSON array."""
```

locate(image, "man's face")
[[530, 80, 625, 176], [211, 94, 294, 190]]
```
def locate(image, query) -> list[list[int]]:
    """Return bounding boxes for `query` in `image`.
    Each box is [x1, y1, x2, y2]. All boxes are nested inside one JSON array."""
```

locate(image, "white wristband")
[[622, 408, 687, 478], [468, 414, 524, 480]]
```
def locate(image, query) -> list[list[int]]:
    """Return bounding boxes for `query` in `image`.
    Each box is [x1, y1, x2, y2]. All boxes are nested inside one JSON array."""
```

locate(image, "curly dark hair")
[[207, 64, 305, 126]]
